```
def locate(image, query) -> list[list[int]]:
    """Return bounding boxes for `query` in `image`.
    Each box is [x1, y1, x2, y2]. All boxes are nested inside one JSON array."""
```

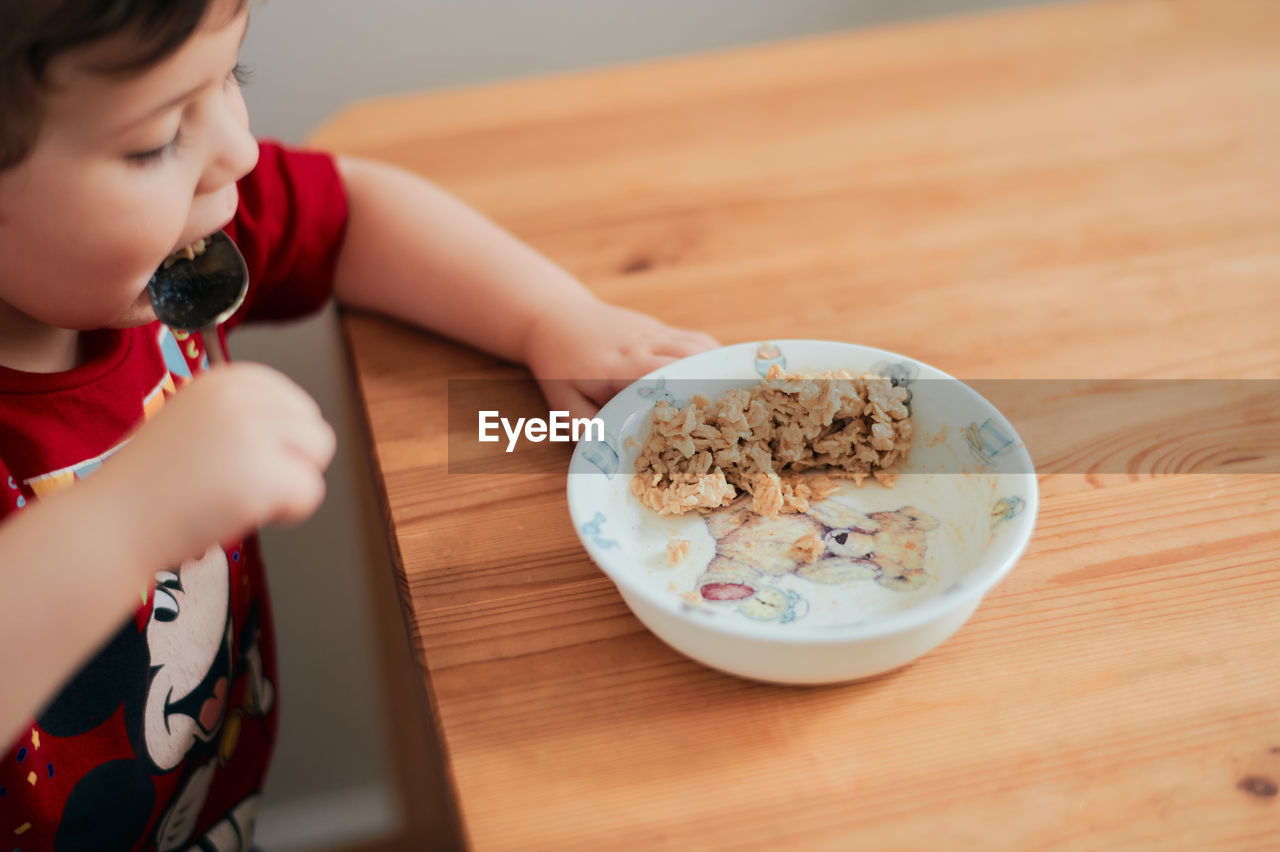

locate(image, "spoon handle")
[[202, 324, 228, 366]]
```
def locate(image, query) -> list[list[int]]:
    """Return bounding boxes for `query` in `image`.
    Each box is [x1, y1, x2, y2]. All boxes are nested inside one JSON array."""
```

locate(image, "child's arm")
[[331, 157, 718, 418], [0, 363, 334, 742], [0, 466, 162, 742]]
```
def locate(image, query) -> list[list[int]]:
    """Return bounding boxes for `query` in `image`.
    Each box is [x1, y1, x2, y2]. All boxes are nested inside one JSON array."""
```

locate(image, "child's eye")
[[125, 130, 182, 167], [228, 62, 252, 87]]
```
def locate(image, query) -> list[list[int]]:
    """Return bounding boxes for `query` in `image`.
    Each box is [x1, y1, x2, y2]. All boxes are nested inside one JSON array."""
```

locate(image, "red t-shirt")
[[0, 141, 349, 850]]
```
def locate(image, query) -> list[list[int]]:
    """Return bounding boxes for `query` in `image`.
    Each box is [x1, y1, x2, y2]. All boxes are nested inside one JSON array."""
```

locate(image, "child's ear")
[[37, 620, 145, 738]]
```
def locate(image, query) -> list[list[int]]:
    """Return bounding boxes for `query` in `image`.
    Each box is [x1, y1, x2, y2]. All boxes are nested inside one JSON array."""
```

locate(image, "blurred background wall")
[[233, 1, 1051, 848]]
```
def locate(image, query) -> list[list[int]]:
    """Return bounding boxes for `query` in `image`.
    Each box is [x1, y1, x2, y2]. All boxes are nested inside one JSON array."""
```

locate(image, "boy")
[[0, 0, 717, 847]]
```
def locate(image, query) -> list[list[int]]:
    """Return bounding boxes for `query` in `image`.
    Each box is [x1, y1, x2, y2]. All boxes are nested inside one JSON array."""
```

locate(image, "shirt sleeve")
[[224, 140, 350, 328]]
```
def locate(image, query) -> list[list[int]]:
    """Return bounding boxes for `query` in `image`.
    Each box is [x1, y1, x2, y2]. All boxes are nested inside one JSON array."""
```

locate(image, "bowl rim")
[[566, 339, 1039, 644]]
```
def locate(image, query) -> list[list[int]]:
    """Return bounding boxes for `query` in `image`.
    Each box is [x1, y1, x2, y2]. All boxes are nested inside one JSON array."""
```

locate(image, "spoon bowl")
[[147, 229, 248, 363]]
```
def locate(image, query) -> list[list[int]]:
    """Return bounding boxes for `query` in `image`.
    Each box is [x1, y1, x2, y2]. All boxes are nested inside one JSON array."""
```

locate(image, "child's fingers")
[[628, 352, 686, 379], [225, 363, 335, 468], [568, 379, 618, 406], [652, 331, 720, 360], [538, 381, 599, 423], [571, 360, 670, 409], [233, 362, 327, 424], [262, 458, 329, 528], [679, 329, 721, 349], [281, 415, 337, 471]]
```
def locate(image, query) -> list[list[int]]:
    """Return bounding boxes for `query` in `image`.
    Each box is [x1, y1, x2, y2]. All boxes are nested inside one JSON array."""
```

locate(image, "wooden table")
[[311, 0, 1280, 847]]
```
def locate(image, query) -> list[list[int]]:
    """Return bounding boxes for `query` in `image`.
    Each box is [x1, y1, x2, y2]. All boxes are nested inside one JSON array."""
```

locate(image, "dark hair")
[[0, 0, 246, 170]]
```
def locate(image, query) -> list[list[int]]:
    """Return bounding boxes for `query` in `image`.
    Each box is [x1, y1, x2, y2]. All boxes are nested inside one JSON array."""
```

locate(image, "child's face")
[[0, 0, 257, 332]]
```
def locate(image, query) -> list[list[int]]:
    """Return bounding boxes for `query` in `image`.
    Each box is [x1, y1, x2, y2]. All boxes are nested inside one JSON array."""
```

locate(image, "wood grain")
[[312, 0, 1280, 848]]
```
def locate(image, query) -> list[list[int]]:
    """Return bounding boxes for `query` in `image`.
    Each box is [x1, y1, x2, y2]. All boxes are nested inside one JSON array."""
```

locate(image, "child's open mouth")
[[160, 236, 212, 271], [147, 230, 249, 338]]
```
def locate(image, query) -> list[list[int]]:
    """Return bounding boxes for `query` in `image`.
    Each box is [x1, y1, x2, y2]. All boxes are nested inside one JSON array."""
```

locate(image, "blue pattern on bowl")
[[581, 434, 620, 479], [580, 512, 618, 549]]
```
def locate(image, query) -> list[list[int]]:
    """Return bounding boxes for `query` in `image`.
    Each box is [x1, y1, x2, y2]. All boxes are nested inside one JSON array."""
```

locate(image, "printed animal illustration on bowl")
[[694, 493, 940, 617], [704, 583, 809, 624], [579, 512, 618, 549], [964, 419, 1015, 467], [753, 342, 786, 376], [989, 495, 1025, 528], [871, 359, 918, 413], [636, 376, 684, 409], [580, 433, 621, 479]]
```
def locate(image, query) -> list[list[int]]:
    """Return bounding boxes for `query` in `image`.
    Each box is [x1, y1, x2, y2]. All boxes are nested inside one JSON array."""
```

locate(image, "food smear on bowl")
[[630, 365, 912, 517], [665, 536, 691, 566]]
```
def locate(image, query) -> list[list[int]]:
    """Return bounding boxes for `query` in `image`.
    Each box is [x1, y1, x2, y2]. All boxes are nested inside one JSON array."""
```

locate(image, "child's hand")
[[523, 298, 719, 420], [95, 362, 336, 570]]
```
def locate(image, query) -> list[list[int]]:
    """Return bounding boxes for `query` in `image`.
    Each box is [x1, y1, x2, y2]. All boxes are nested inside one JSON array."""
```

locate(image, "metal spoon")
[[147, 229, 248, 365]]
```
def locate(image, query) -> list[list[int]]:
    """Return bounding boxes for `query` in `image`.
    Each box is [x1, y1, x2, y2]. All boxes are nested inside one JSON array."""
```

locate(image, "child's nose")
[[196, 98, 259, 195]]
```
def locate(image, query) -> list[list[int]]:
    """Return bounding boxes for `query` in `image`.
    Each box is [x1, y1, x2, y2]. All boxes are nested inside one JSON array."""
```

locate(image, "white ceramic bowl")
[[567, 340, 1037, 684]]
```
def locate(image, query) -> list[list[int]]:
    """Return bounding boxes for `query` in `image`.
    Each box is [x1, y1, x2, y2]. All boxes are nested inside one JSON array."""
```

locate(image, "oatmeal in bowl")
[[567, 340, 1038, 684], [630, 365, 913, 517]]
